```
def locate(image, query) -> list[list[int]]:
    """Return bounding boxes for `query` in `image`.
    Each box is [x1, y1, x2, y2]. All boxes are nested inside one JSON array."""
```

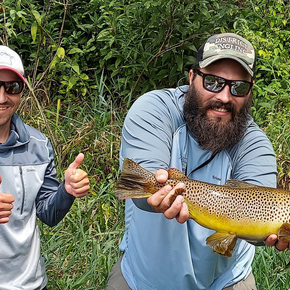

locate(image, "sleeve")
[[35, 140, 75, 227], [120, 89, 182, 211], [230, 122, 277, 188]]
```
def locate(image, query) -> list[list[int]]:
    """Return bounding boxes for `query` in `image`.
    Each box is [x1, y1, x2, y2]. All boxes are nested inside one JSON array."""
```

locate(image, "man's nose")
[[0, 86, 8, 102], [215, 84, 233, 103]]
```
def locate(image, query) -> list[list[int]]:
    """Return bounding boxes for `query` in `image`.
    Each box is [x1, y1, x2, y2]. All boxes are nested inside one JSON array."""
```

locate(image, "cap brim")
[[0, 66, 26, 82], [199, 56, 254, 77]]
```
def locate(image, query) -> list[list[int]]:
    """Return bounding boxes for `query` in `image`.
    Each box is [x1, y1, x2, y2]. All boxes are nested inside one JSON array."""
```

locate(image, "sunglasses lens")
[[5, 81, 24, 94], [204, 75, 225, 92], [231, 81, 251, 97], [196, 70, 252, 97]]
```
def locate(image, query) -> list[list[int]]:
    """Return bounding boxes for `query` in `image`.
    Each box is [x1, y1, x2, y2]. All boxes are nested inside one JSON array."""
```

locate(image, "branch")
[[130, 33, 204, 96]]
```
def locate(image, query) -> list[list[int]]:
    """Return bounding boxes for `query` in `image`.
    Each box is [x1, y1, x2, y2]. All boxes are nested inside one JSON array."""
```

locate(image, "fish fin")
[[167, 168, 187, 180], [206, 232, 237, 257], [168, 187, 186, 205], [278, 223, 290, 242], [225, 179, 258, 188], [114, 158, 155, 200]]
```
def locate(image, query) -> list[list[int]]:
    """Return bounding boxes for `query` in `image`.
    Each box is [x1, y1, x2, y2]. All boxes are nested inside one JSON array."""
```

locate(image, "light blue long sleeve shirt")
[[119, 86, 277, 290]]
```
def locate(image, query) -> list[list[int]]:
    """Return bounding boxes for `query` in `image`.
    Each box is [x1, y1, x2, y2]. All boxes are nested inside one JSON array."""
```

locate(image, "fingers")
[[163, 195, 185, 219], [0, 193, 14, 204], [264, 234, 290, 251], [155, 169, 168, 183], [275, 240, 290, 251], [176, 202, 189, 224], [147, 183, 189, 224], [68, 153, 84, 172], [65, 169, 90, 198], [264, 234, 277, 247], [0, 193, 14, 224], [147, 184, 172, 211], [148, 168, 189, 223], [64, 153, 90, 198]]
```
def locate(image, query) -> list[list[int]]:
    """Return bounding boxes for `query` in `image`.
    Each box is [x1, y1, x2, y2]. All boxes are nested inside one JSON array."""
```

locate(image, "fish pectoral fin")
[[225, 179, 257, 188], [278, 223, 290, 242], [206, 232, 237, 257]]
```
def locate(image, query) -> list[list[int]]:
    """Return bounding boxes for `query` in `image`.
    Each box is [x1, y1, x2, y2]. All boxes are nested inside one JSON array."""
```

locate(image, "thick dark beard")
[[183, 84, 252, 153]]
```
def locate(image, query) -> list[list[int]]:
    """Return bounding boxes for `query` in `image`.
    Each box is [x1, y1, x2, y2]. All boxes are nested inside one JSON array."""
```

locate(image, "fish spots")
[[180, 181, 290, 224], [118, 159, 290, 235]]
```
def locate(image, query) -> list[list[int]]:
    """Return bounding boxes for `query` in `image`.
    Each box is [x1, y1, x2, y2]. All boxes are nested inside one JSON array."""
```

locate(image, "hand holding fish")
[[64, 153, 90, 198], [115, 158, 290, 257], [152, 168, 290, 251], [0, 175, 14, 224], [147, 170, 189, 223], [265, 234, 290, 251]]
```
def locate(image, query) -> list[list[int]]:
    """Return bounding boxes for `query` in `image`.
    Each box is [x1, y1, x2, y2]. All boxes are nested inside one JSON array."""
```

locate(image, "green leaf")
[[49, 56, 59, 70], [31, 21, 38, 42], [56, 47, 65, 59], [80, 73, 89, 80], [71, 62, 80, 75], [32, 10, 42, 25], [67, 75, 77, 91], [68, 48, 83, 54]]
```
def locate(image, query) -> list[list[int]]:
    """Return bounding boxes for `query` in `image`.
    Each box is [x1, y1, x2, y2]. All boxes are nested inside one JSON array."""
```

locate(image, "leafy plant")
[[1, 0, 290, 289]]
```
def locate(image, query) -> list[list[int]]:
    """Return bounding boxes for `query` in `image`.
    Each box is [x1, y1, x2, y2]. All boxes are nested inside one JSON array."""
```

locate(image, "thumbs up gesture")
[[0, 175, 15, 223], [64, 153, 90, 198]]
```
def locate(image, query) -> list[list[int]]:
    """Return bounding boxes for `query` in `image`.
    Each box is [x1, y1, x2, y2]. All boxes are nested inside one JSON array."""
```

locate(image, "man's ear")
[[189, 69, 195, 85]]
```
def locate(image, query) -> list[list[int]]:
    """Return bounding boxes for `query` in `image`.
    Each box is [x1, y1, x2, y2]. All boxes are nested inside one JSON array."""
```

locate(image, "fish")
[[115, 158, 290, 257]]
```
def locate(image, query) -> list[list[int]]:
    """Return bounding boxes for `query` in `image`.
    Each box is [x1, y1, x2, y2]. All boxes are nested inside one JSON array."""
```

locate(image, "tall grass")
[[253, 246, 290, 289], [19, 80, 125, 289]]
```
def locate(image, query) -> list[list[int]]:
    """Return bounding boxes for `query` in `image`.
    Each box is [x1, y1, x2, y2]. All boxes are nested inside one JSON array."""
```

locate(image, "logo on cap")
[[0, 51, 16, 67], [196, 33, 256, 77]]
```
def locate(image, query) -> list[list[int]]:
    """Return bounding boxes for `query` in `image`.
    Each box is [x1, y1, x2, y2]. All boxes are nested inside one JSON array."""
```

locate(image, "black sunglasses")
[[194, 70, 253, 97], [0, 80, 24, 95]]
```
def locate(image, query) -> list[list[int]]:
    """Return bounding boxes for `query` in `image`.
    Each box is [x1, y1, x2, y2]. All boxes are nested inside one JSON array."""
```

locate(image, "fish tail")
[[115, 158, 157, 200]]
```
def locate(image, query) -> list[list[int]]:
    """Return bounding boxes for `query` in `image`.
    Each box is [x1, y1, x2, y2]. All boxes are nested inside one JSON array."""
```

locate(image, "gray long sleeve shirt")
[[0, 114, 75, 290]]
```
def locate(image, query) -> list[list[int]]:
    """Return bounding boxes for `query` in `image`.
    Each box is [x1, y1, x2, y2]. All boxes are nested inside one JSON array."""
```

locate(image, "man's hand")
[[265, 234, 290, 251], [147, 169, 189, 224], [64, 153, 90, 198], [0, 174, 14, 223]]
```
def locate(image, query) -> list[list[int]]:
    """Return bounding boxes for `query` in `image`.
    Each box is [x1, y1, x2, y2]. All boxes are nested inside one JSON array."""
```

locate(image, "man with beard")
[[107, 33, 281, 290]]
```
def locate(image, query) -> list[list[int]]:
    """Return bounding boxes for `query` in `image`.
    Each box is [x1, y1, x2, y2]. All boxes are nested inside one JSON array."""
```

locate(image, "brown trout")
[[115, 158, 290, 257]]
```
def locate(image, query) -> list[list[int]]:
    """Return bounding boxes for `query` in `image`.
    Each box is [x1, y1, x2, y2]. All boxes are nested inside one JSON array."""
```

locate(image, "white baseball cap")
[[0, 45, 25, 82]]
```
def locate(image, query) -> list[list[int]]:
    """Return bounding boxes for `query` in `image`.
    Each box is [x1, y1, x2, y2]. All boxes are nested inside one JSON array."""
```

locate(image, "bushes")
[[2, 0, 290, 288], [1, 0, 246, 104], [232, 0, 290, 186]]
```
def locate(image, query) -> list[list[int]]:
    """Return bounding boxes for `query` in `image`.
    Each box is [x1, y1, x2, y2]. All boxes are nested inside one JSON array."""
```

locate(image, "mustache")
[[205, 100, 235, 112]]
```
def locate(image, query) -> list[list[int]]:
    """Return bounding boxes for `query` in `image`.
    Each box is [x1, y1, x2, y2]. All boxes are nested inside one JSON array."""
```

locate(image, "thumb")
[[68, 153, 84, 172]]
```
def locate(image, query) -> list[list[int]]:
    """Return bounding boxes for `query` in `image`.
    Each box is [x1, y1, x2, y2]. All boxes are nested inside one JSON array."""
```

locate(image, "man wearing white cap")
[[0, 46, 90, 289], [107, 33, 281, 289]]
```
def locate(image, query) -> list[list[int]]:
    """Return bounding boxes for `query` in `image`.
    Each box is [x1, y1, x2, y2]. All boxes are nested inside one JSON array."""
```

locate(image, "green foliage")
[[1, 0, 246, 106], [254, 246, 290, 290], [1, 0, 290, 289], [231, 0, 290, 185]]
